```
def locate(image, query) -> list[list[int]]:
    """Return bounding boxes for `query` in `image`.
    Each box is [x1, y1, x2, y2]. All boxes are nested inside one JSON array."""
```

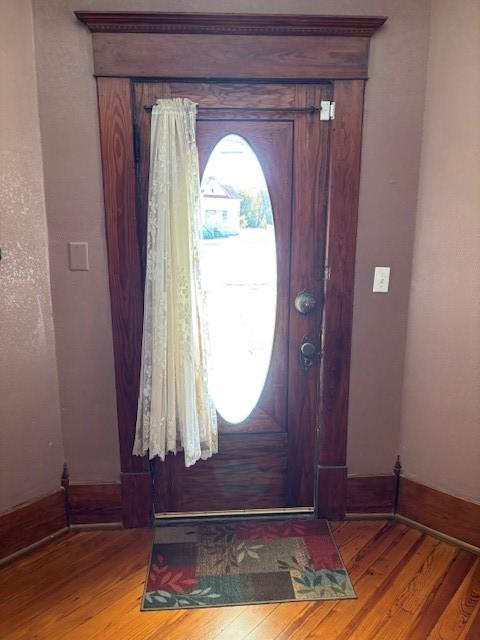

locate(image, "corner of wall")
[[398, 0, 480, 504]]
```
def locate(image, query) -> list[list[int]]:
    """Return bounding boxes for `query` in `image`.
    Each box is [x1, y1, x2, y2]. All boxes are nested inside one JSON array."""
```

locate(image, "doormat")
[[141, 519, 356, 610]]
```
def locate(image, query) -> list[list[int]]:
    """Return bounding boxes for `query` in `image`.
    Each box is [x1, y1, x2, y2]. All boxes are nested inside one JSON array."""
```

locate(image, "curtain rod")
[[144, 104, 321, 114]]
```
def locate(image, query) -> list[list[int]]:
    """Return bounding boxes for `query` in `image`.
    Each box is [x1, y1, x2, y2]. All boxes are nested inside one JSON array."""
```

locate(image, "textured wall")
[[31, 0, 431, 482], [32, 1, 121, 483], [0, 0, 64, 511], [399, 0, 480, 503]]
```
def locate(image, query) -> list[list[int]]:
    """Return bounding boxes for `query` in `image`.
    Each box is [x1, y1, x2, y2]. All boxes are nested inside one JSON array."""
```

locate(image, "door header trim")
[[75, 12, 387, 37]]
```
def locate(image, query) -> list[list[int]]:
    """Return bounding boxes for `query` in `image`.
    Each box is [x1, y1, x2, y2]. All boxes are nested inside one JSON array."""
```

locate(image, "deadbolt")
[[294, 289, 317, 315], [300, 336, 317, 371]]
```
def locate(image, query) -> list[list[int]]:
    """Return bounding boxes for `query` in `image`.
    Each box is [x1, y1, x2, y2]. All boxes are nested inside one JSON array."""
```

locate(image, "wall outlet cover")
[[68, 242, 89, 271], [373, 266, 390, 293]]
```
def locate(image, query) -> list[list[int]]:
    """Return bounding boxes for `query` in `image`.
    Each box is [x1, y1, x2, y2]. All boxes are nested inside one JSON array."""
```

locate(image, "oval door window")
[[199, 134, 277, 424]]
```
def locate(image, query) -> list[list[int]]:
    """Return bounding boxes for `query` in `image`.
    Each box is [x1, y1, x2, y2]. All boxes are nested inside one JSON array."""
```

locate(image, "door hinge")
[[133, 124, 141, 163], [320, 101, 335, 121]]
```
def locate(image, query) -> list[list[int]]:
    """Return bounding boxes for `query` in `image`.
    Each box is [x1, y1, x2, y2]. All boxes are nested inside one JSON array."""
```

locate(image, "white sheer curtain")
[[133, 98, 218, 467]]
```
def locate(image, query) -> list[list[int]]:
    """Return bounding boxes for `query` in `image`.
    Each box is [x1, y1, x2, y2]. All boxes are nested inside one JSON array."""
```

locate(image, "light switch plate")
[[68, 242, 89, 271], [373, 266, 390, 293]]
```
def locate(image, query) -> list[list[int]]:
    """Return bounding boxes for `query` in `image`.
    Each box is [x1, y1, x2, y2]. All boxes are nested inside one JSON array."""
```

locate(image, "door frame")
[[77, 11, 386, 526]]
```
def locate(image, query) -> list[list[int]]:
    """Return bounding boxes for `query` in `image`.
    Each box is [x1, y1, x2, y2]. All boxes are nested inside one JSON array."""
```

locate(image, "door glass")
[[199, 134, 277, 424]]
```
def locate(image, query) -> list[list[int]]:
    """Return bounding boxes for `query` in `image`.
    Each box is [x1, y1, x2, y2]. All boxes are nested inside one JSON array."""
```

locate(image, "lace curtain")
[[133, 98, 218, 467]]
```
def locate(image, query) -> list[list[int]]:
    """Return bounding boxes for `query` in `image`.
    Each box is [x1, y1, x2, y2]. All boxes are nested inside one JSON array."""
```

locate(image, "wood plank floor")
[[0, 521, 479, 639]]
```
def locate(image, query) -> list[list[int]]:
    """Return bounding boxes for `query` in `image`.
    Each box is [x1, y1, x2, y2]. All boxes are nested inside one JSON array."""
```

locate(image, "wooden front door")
[[134, 81, 332, 515]]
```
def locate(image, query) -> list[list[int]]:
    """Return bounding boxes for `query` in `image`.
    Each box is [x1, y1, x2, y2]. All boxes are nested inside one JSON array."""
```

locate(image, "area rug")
[[141, 519, 356, 610]]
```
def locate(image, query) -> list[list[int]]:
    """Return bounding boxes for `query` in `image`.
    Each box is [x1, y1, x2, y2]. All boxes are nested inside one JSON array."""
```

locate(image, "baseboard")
[[68, 483, 122, 525], [0, 527, 70, 567], [395, 515, 480, 556], [346, 512, 395, 520], [70, 522, 123, 531], [346, 474, 395, 514], [3, 476, 477, 561], [398, 477, 480, 549], [59, 476, 396, 526], [0, 490, 67, 561]]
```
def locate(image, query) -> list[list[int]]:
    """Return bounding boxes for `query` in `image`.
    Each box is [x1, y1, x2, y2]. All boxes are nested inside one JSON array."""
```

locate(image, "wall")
[[399, 0, 480, 503], [31, 0, 431, 482], [0, 0, 64, 511]]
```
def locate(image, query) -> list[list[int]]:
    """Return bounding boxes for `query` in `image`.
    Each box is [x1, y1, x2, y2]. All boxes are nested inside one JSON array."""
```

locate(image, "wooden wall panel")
[[0, 491, 67, 561]]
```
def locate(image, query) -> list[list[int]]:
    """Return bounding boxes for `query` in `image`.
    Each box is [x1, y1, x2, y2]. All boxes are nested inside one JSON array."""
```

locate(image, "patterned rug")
[[142, 519, 356, 610]]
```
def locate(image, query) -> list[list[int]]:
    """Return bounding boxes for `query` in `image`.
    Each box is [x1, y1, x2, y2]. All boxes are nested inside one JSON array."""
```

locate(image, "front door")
[[134, 81, 332, 514]]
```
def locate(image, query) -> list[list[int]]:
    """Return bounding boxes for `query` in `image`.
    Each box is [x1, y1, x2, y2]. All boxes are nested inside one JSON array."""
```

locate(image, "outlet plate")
[[373, 266, 390, 293], [68, 242, 89, 271]]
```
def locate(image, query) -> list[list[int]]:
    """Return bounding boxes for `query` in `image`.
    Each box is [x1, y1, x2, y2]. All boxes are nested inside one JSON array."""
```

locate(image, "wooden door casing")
[[134, 82, 331, 513], [87, 12, 384, 525]]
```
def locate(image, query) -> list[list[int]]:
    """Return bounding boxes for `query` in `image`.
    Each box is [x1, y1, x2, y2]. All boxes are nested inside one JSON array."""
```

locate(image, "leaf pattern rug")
[[142, 519, 356, 610]]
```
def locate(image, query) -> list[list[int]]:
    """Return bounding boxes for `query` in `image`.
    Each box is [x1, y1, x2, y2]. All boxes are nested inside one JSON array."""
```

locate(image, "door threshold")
[[154, 507, 315, 523]]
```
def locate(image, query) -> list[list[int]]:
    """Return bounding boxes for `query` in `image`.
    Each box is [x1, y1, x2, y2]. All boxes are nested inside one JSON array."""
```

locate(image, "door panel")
[[155, 433, 287, 513], [134, 81, 332, 513]]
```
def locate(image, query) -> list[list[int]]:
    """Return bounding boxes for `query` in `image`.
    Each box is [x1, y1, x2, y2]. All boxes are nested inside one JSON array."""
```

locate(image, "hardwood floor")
[[0, 521, 479, 639]]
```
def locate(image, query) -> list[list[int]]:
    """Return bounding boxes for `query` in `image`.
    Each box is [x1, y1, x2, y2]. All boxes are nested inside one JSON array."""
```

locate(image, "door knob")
[[294, 289, 317, 315], [300, 336, 317, 371]]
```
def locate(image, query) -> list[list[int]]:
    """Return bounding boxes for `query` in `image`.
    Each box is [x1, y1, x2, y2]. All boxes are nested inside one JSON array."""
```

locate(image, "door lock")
[[300, 336, 317, 371]]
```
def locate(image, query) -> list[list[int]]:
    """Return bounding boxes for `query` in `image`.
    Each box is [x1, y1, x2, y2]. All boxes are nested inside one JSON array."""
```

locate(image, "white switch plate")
[[373, 266, 390, 293], [68, 242, 89, 271]]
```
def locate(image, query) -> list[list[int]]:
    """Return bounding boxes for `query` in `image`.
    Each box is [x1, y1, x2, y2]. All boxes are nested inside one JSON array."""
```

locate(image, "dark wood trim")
[[346, 475, 396, 514], [90, 33, 370, 80], [121, 473, 152, 528], [68, 484, 122, 525], [76, 12, 386, 37], [285, 83, 332, 507], [97, 77, 147, 479], [398, 478, 480, 549], [0, 491, 67, 561], [318, 80, 365, 473], [393, 454, 402, 512], [61, 462, 70, 526], [316, 466, 347, 520]]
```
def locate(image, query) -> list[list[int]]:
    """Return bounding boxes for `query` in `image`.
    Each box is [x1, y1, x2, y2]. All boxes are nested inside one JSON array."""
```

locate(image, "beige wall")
[[30, 0, 431, 482], [0, 0, 64, 511], [399, 0, 480, 503], [32, 0, 121, 483]]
